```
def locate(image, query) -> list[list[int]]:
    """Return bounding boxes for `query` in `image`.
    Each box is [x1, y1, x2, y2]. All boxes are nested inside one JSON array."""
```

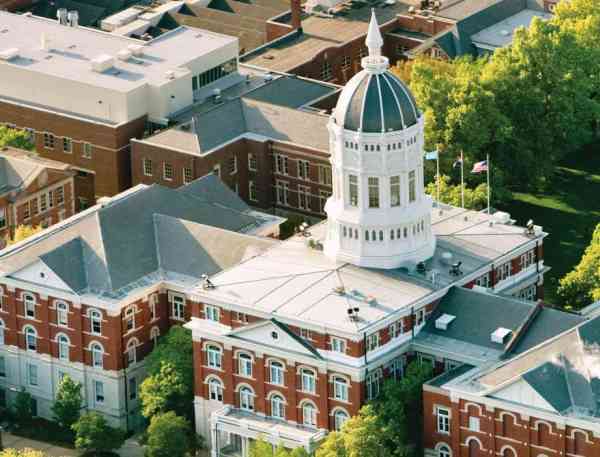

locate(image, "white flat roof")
[[0, 11, 237, 92], [194, 205, 544, 335], [471, 9, 551, 49]]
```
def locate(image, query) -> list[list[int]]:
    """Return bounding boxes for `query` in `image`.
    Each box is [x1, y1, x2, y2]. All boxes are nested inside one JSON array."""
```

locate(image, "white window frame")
[[270, 361, 284, 385], [23, 293, 36, 319], [238, 353, 253, 377], [143, 158, 153, 176], [205, 305, 220, 322], [183, 167, 193, 184], [436, 407, 450, 434], [301, 368, 316, 394], [91, 343, 104, 369], [207, 345, 222, 369], [163, 162, 174, 181], [94, 380, 105, 405], [56, 301, 68, 327], [302, 402, 317, 427], [271, 394, 285, 419], [469, 416, 480, 432], [297, 160, 310, 181], [249, 180, 258, 202], [208, 378, 224, 402], [82, 143, 92, 159], [25, 326, 37, 351], [57, 334, 70, 361], [89, 309, 102, 335], [239, 386, 254, 411], [170, 294, 185, 320], [348, 175, 358, 207], [333, 376, 349, 401], [248, 153, 257, 171], [275, 154, 289, 175], [334, 409, 349, 431], [27, 363, 38, 386], [331, 337, 346, 354]]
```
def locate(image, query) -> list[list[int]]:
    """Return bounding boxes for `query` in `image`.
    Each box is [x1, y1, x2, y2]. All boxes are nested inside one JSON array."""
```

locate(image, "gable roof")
[[0, 175, 277, 299]]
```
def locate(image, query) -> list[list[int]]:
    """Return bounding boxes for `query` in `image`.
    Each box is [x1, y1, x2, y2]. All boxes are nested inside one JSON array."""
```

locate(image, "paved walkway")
[[2, 432, 144, 457]]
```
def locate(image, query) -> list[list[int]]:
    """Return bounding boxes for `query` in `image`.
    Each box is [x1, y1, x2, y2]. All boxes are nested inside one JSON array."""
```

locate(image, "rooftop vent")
[[491, 327, 512, 344], [0, 48, 19, 61], [117, 49, 132, 61], [91, 54, 115, 73], [435, 314, 456, 330], [127, 44, 144, 57]]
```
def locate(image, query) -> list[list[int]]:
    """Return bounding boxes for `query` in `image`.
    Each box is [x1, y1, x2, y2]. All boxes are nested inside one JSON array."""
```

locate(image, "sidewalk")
[[2, 432, 144, 457]]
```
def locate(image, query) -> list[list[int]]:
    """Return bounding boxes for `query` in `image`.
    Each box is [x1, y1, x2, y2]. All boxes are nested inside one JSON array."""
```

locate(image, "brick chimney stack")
[[291, 0, 302, 31]]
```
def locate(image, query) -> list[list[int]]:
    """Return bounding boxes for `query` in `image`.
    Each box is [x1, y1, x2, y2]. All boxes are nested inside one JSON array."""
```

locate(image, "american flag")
[[471, 160, 488, 174]]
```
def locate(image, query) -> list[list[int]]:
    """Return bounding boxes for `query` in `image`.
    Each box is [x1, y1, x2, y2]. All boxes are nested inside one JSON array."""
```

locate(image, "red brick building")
[[0, 147, 93, 242], [0, 175, 281, 428]]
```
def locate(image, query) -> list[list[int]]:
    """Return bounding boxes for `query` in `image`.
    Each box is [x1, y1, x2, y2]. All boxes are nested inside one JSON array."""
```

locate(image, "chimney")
[[290, 0, 302, 31]]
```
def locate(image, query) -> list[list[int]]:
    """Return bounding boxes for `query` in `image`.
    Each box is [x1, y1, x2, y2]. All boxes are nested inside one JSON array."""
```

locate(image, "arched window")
[[437, 444, 451, 457], [91, 342, 104, 368], [124, 306, 135, 332], [56, 301, 68, 327], [0, 319, 4, 345], [206, 345, 222, 369], [126, 339, 137, 364], [208, 377, 223, 402], [301, 368, 316, 394], [150, 327, 160, 347], [24, 326, 37, 351], [502, 447, 516, 457], [57, 334, 70, 361], [467, 439, 480, 457], [333, 376, 349, 401], [239, 386, 254, 411], [537, 422, 551, 446], [271, 394, 285, 419], [23, 293, 36, 318], [89, 309, 102, 335], [302, 402, 317, 427], [238, 353, 253, 377], [270, 360, 284, 385], [333, 409, 349, 431]]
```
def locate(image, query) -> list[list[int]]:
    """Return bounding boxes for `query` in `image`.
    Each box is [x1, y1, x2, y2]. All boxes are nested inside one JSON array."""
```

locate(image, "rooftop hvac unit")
[[491, 327, 512, 344], [127, 44, 145, 57], [91, 54, 115, 73], [492, 211, 511, 225], [67, 10, 78, 27], [0, 48, 19, 61], [435, 313, 455, 331], [57, 8, 68, 25], [117, 49, 132, 61]]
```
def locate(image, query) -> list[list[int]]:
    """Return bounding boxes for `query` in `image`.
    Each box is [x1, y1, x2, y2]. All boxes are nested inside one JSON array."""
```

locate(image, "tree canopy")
[[398, 0, 600, 191], [425, 175, 488, 210], [140, 326, 194, 421], [317, 361, 433, 457], [145, 412, 192, 457], [0, 450, 47, 457], [51, 375, 82, 431], [558, 222, 600, 308], [248, 437, 310, 457], [0, 126, 34, 150], [6, 225, 43, 246], [72, 412, 125, 455]]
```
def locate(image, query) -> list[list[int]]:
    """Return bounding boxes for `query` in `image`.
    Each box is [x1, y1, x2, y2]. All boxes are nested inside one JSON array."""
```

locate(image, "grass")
[[497, 143, 600, 305]]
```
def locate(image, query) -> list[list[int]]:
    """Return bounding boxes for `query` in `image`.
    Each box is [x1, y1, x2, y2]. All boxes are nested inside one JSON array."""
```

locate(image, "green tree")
[[143, 326, 194, 421], [145, 412, 191, 457], [558, 223, 600, 308], [140, 362, 188, 420], [51, 375, 82, 431], [249, 437, 274, 457], [72, 412, 125, 456], [13, 389, 34, 427], [425, 174, 488, 210], [0, 126, 34, 150], [6, 225, 43, 247]]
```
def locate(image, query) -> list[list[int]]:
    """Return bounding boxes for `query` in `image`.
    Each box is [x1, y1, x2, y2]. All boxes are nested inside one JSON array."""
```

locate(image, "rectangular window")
[[366, 370, 381, 400], [520, 250, 536, 269], [437, 407, 450, 434], [298, 160, 310, 180], [409, 171, 416, 202], [129, 377, 137, 400], [27, 363, 38, 386], [183, 167, 193, 184], [320, 60, 332, 81], [23, 201, 30, 220], [301, 369, 316, 394], [82, 143, 92, 159], [143, 158, 153, 176], [318, 165, 332, 185], [331, 337, 346, 353], [94, 380, 105, 405], [475, 273, 490, 288], [228, 156, 237, 175], [62, 137, 72, 153], [56, 187, 64, 205], [205, 305, 219, 322], [48, 190, 54, 208], [368, 177, 379, 208], [39, 194, 47, 213], [388, 357, 405, 380], [276, 180, 289, 206], [213, 164, 221, 178], [298, 185, 311, 210], [366, 333, 379, 352], [468, 416, 480, 432], [170, 294, 185, 320], [300, 328, 312, 340], [495, 262, 512, 282], [0, 356, 5, 377], [249, 181, 258, 202], [341, 55, 351, 70], [248, 153, 257, 171], [416, 308, 425, 326], [163, 163, 173, 181], [390, 176, 401, 207], [349, 175, 358, 207], [43, 133, 55, 149], [275, 154, 289, 175]]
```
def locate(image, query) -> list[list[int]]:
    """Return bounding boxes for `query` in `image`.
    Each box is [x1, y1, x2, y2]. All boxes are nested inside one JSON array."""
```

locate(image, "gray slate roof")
[[0, 175, 276, 298], [0, 150, 69, 195]]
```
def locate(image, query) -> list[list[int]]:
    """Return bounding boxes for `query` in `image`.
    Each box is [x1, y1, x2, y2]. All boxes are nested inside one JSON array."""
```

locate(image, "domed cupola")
[[323, 10, 436, 270]]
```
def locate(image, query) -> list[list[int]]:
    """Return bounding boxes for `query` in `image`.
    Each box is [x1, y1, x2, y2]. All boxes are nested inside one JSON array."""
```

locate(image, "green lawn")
[[498, 144, 600, 304]]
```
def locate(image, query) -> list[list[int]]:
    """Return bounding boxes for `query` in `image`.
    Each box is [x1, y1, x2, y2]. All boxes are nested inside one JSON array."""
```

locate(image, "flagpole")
[[460, 150, 465, 209], [436, 153, 440, 208], [487, 153, 491, 215]]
